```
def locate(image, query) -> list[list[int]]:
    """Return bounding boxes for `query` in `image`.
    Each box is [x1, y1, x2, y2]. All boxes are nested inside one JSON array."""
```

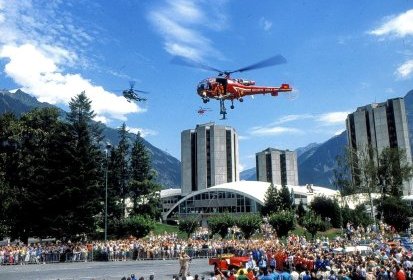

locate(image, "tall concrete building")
[[346, 97, 413, 195], [181, 123, 239, 196], [405, 90, 413, 162], [256, 148, 298, 186]]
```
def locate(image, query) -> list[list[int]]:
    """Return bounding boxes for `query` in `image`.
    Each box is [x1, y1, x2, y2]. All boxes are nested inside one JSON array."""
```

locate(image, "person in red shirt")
[[246, 268, 256, 280], [396, 265, 406, 280], [228, 269, 236, 280]]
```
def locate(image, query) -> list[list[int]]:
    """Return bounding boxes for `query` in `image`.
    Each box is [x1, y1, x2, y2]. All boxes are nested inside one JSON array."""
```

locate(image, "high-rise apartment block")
[[256, 148, 298, 186], [181, 123, 239, 196], [346, 97, 413, 195]]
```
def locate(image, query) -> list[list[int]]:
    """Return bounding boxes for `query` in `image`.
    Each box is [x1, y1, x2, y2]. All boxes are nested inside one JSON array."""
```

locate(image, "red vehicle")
[[173, 55, 293, 119], [209, 254, 250, 272]]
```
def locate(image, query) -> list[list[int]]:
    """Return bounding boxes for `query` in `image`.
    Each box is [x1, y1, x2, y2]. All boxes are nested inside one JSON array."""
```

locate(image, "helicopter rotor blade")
[[133, 89, 149, 94], [171, 56, 223, 74], [129, 81, 136, 89], [229, 54, 287, 74]]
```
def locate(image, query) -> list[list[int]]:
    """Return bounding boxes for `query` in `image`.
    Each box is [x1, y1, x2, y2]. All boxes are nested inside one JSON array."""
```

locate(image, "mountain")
[[0, 89, 181, 188], [239, 132, 347, 189], [297, 131, 347, 188], [1, 89, 54, 115], [295, 142, 320, 162], [240, 166, 256, 181]]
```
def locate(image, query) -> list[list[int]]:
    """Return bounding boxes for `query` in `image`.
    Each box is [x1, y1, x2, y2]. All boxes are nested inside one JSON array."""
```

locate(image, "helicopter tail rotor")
[[287, 88, 299, 100]]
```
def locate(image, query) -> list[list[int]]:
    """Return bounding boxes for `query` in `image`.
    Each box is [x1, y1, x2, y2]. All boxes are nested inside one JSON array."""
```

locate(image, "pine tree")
[[279, 184, 293, 211], [64, 92, 104, 238], [0, 108, 75, 239], [130, 133, 151, 182], [13, 108, 61, 239], [261, 183, 279, 216], [0, 113, 19, 238], [107, 146, 125, 223], [129, 133, 161, 219], [108, 123, 130, 219]]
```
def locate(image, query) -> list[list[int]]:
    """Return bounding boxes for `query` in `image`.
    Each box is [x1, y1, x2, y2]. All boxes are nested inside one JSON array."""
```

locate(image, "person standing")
[[396, 265, 406, 280], [179, 251, 191, 277], [259, 256, 268, 274], [237, 269, 249, 280]]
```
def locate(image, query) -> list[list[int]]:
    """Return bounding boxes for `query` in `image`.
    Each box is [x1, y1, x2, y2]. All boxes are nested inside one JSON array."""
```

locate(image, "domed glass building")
[[161, 181, 339, 223]]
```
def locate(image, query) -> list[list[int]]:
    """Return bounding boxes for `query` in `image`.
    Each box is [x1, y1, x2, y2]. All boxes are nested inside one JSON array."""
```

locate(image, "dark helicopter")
[[122, 81, 148, 102]]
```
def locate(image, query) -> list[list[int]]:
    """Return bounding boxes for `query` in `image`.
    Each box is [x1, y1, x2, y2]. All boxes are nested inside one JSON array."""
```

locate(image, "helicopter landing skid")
[[219, 99, 227, 120]]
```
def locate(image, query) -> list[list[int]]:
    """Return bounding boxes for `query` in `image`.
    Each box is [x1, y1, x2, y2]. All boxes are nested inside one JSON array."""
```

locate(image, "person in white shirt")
[[246, 255, 256, 270], [291, 268, 300, 280]]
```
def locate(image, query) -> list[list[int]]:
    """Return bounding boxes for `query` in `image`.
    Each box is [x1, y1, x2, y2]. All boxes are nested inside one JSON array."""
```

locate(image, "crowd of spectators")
[[0, 232, 240, 265], [207, 222, 413, 280], [1, 221, 412, 280]]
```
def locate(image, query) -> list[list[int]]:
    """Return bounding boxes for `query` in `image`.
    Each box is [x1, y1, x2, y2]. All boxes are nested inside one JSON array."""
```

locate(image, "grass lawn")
[[152, 223, 187, 239], [151, 223, 342, 241], [292, 226, 342, 240]]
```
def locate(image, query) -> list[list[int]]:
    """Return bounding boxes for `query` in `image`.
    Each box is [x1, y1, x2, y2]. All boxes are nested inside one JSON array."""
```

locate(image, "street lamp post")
[[104, 143, 112, 242]]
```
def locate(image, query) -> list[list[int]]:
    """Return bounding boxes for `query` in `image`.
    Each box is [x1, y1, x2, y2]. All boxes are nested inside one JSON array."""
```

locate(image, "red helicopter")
[[173, 55, 292, 119], [197, 107, 212, 116]]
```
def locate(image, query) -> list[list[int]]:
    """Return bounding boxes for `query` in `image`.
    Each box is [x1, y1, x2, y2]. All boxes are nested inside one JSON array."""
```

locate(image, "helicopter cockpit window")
[[197, 80, 210, 90], [215, 77, 227, 84]]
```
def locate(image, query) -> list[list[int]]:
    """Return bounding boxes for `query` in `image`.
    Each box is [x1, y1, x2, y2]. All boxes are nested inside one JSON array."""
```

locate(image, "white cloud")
[[259, 17, 272, 31], [247, 111, 348, 138], [0, 44, 142, 120], [148, 0, 226, 61], [316, 112, 349, 125], [395, 59, 413, 79], [276, 114, 313, 124], [238, 162, 245, 172], [94, 115, 108, 124], [369, 9, 413, 38], [249, 126, 302, 137], [169, 0, 202, 22], [269, 112, 341, 127], [127, 126, 158, 138], [0, 1, 144, 122], [246, 154, 256, 160], [237, 135, 249, 140]]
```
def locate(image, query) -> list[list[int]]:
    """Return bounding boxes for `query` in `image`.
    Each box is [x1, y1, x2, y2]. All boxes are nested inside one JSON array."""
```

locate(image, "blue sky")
[[0, 0, 413, 170]]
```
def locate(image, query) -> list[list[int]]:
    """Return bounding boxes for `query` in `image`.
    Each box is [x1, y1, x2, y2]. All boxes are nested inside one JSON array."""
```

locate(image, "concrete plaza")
[[0, 258, 212, 280]]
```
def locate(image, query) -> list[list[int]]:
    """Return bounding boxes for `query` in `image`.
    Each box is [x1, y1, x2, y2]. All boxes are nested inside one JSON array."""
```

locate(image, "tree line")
[[0, 92, 161, 241]]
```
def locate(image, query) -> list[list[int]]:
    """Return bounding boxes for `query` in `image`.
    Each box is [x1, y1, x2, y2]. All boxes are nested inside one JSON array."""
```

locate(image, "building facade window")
[[191, 132, 197, 191], [280, 153, 287, 185], [206, 128, 211, 187], [266, 153, 272, 183], [226, 130, 232, 182]]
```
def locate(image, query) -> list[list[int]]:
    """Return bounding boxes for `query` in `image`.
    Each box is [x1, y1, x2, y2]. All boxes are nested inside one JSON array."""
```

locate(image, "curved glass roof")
[[162, 181, 339, 220]]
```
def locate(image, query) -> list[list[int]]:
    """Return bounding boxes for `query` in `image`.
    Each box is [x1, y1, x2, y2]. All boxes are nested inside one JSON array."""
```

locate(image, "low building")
[[161, 181, 338, 223], [160, 188, 182, 218]]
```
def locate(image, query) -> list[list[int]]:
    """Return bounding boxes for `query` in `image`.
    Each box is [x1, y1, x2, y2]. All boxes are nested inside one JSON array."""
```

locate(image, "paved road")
[[0, 259, 212, 280]]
